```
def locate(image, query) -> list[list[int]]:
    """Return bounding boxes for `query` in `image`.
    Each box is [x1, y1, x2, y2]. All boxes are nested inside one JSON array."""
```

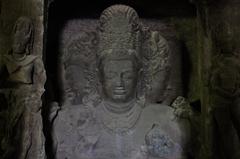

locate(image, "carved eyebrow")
[[123, 70, 134, 73], [105, 71, 117, 75]]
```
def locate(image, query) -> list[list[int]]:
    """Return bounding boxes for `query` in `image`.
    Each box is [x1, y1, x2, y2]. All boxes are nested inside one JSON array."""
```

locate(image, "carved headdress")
[[12, 17, 34, 55], [97, 4, 142, 65]]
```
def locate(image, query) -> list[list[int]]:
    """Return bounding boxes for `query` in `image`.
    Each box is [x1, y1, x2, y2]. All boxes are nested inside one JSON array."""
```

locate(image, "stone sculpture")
[[57, 18, 181, 106], [0, 17, 46, 159], [60, 31, 98, 105], [52, 5, 190, 159], [210, 21, 240, 159], [210, 52, 240, 159], [142, 30, 171, 103]]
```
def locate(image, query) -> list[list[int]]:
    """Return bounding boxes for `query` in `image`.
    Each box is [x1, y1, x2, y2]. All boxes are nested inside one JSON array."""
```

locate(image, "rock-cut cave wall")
[[0, 0, 45, 158], [0, 0, 240, 159]]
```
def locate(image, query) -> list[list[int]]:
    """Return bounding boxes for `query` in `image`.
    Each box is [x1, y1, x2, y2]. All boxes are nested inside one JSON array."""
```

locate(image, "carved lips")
[[113, 86, 127, 96]]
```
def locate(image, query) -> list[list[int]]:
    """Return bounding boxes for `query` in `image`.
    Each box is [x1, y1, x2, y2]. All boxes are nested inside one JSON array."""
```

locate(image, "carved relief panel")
[[0, 17, 46, 159], [51, 5, 191, 159], [57, 13, 182, 106]]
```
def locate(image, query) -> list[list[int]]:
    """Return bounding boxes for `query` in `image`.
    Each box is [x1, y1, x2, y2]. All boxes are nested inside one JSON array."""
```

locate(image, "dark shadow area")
[[48, 0, 196, 19], [181, 41, 192, 97], [0, 93, 7, 111], [190, 99, 201, 113]]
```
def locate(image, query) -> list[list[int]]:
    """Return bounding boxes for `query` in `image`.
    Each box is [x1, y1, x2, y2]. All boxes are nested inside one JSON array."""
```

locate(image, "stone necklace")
[[99, 99, 144, 135]]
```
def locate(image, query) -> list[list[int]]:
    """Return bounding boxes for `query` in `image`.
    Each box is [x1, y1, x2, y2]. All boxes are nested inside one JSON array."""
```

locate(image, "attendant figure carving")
[[0, 17, 46, 159]]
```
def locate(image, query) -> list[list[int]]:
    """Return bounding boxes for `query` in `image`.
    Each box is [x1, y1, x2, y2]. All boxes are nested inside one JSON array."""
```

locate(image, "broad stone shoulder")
[[141, 103, 175, 122], [56, 104, 87, 117], [53, 104, 95, 131], [140, 103, 191, 158], [144, 103, 174, 113], [4, 54, 38, 65], [140, 103, 191, 141]]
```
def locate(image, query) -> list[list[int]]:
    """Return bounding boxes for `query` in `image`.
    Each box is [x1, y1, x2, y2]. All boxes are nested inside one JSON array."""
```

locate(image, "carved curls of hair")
[[99, 4, 139, 32]]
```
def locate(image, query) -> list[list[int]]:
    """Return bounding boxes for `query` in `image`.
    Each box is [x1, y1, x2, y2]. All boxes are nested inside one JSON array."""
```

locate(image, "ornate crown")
[[97, 4, 141, 60]]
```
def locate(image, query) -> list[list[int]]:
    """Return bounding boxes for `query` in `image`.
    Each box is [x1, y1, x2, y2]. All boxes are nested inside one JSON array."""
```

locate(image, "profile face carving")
[[99, 50, 140, 104]]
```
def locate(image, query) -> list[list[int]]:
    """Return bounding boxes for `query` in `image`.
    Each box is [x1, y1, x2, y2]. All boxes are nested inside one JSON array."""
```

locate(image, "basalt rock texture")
[[194, 0, 240, 159], [0, 1, 46, 159], [51, 5, 192, 159], [0, 0, 240, 159]]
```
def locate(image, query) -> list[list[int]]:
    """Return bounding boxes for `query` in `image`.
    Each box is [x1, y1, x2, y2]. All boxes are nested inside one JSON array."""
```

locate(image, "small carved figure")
[[210, 52, 240, 159], [61, 31, 98, 106], [52, 5, 191, 159], [1, 17, 45, 89], [143, 30, 171, 103], [0, 17, 46, 159]]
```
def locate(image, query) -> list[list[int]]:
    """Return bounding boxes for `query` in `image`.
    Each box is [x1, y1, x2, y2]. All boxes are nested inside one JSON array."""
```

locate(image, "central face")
[[101, 59, 138, 104]]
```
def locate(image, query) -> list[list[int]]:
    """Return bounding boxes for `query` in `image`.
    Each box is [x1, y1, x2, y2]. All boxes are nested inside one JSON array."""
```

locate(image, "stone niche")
[[45, 1, 198, 159]]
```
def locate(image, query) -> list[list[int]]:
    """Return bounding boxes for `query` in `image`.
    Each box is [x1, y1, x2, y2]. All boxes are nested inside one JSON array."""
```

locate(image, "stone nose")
[[115, 73, 124, 87]]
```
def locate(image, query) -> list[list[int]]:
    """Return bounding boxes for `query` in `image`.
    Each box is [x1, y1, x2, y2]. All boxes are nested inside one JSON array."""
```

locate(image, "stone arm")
[[25, 57, 46, 113], [49, 102, 60, 123], [33, 57, 46, 92], [49, 101, 60, 154]]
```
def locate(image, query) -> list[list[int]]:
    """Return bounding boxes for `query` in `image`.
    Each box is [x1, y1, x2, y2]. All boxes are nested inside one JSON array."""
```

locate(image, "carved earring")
[[95, 68, 103, 96], [136, 68, 145, 100]]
